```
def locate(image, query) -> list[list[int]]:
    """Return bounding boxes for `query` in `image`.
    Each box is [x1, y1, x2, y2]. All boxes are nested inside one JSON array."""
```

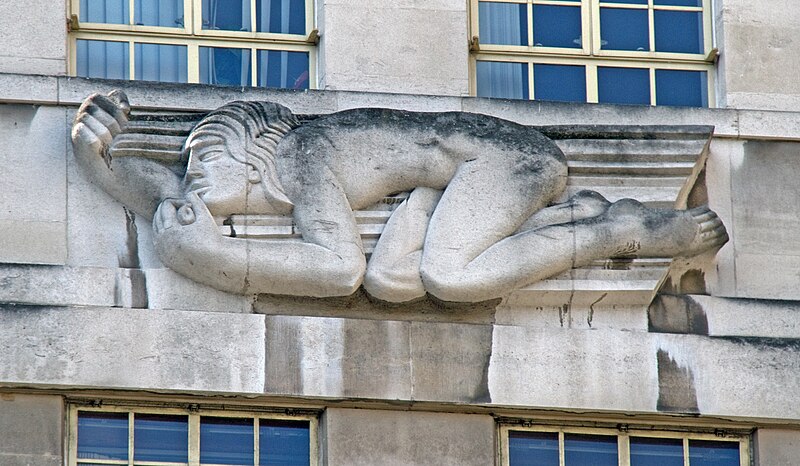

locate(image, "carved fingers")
[[153, 192, 219, 248], [689, 206, 729, 248], [72, 90, 131, 167]]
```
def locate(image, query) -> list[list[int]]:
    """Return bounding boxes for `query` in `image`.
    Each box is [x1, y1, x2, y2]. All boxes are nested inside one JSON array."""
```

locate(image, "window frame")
[[469, 0, 715, 106], [498, 422, 751, 466], [67, 402, 319, 466], [68, 0, 317, 88]]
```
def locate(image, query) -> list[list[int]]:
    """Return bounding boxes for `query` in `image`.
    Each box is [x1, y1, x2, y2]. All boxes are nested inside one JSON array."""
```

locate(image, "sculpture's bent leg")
[[421, 170, 727, 302], [364, 187, 442, 303]]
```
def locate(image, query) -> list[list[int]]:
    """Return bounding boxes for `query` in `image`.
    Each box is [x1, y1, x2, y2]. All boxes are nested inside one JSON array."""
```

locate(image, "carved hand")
[[153, 192, 221, 260], [72, 90, 130, 170]]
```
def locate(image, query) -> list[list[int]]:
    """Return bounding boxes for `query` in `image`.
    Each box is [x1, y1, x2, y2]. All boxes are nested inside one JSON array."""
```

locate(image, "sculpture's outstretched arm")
[[153, 183, 367, 297], [71, 91, 182, 219]]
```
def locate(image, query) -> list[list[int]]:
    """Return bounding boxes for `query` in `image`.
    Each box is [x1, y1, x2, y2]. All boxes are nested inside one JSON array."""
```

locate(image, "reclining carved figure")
[[72, 90, 728, 302]]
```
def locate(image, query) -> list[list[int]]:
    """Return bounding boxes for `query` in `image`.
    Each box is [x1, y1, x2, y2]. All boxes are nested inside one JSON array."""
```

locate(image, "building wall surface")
[[1, 0, 800, 465]]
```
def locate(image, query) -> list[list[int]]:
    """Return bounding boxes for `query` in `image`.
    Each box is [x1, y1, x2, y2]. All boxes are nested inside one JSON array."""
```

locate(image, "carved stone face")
[[185, 142, 252, 216]]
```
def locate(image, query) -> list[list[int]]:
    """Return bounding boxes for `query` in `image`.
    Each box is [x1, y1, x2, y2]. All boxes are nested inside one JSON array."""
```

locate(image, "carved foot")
[[601, 199, 728, 258]]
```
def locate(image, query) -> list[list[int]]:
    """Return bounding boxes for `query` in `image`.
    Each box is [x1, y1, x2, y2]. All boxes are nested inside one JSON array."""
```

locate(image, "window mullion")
[[188, 413, 200, 466], [649, 66, 656, 105], [527, 3, 534, 47], [648, 0, 655, 52], [618, 434, 630, 466], [251, 0, 257, 32], [254, 417, 260, 466], [683, 437, 690, 466], [129, 0, 135, 25], [586, 62, 598, 103], [187, 43, 200, 83], [528, 61, 535, 100], [128, 412, 135, 466], [559, 431, 565, 466], [129, 40, 135, 80], [252, 47, 258, 87]]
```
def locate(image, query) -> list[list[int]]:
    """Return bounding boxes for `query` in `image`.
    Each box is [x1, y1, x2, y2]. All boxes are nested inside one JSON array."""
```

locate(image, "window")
[[500, 423, 750, 466], [69, 0, 315, 89], [470, 0, 714, 106], [68, 404, 318, 466]]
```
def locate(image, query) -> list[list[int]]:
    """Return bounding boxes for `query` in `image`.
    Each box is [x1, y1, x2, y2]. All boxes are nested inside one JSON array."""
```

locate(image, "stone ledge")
[[1, 307, 798, 421], [3, 72, 800, 141]]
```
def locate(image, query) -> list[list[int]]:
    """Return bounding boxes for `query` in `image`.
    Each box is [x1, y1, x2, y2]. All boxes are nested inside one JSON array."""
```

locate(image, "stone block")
[[703, 139, 737, 296], [0, 74, 59, 104], [321, 4, 468, 96], [335, 91, 462, 113], [719, 21, 800, 112], [0, 306, 266, 394], [754, 429, 800, 466], [727, 140, 800, 299], [323, 408, 495, 466], [144, 268, 253, 313], [0, 2, 67, 75], [495, 304, 648, 331], [264, 315, 412, 399], [0, 264, 116, 307], [0, 105, 67, 265], [0, 394, 63, 466], [409, 321, 492, 403]]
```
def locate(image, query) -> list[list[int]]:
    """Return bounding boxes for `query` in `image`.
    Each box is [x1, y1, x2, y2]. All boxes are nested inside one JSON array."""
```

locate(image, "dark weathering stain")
[[115, 207, 148, 309], [656, 349, 699, 413], [648, 294, 709, 335]]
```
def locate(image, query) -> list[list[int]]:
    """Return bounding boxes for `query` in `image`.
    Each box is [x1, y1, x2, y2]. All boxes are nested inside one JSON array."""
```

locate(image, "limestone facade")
[[2, 0, 800, 464]]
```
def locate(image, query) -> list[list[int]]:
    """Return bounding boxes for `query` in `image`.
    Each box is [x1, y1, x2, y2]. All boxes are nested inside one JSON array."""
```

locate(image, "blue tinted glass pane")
[[256, 0, 306, 34], [479, 2, 528, 46], [630, 437, 683, 466], [655, 69, 707, 107], [654, 11, 703, 53], [689, 440, 740, 466], [600, 8, 649, 51], [134, 0, 184, 27], [134, 414, 188, 462], [200, 417, 254, 465], [77, 412, 128, 461], [134, 43, 188, 83], [533, 5, 581, 48], [655, 0, 701, 6], [476, 61, 529, 100], [76, 40, 130, 80], [202, 0, 251, 31], [80, 0, 129, 24], [598, 67, 650, 105], [602, 0, 647, 3], [259, 419, 310, 466], [199, 47, 252, 86], [508, 431, 559, 466], [533, 64, 585, 102], [565, 434, 618, 466], [257, 50, 309, 89]]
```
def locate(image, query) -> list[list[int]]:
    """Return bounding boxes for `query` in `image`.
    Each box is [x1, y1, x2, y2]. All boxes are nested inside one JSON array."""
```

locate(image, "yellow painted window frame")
[[469, 0, 715, 106], [68, 0, 317, 88], [498, 423, 751, 466], [67, 403, 319, 466]]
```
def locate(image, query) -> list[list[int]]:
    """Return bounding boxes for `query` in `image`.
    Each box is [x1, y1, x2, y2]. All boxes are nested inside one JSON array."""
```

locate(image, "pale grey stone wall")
[[322, 408, 495, 466], [0, 394, 63, 466], [317, 0, 469, 96], [716, 0, 800, 111], [0, 1, 67, 76], [754, 429, 800, 466]]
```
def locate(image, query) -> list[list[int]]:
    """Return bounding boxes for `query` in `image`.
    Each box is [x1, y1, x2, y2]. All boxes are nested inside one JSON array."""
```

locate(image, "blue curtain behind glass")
[[77, 40, 130, 79], [479, 2, 527, 46], [256, 0, 305, 34], [258, 50, 309, 89], [81, 0, 128, 24], [135, 0, 184, 27], [200, 47, 251, 86], [203, 0, 251, 31], [135, 43, 188, 83], [477, 61, 529, 100]]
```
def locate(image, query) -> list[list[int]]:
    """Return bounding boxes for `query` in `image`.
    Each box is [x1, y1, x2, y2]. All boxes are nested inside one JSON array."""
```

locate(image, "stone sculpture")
[[72, 90, 728, 303]]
